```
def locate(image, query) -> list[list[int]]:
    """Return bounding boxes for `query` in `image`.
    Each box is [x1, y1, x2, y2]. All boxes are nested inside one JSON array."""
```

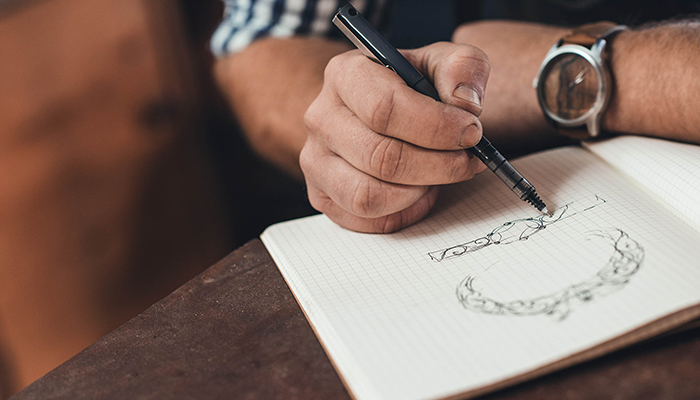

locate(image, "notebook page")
[[584, 136, 700, 233], [261, 146, 700, 400]]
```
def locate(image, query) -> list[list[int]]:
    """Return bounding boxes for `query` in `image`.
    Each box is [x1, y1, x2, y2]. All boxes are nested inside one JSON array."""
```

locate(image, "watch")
[[533, 22, 627, 139]]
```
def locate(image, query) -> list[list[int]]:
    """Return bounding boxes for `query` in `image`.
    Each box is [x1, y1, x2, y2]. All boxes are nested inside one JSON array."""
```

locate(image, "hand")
[[300, 42, 490, 233]]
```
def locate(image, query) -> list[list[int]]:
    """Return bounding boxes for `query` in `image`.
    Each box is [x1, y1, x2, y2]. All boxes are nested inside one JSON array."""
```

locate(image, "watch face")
[[540, 52, 599, 121]]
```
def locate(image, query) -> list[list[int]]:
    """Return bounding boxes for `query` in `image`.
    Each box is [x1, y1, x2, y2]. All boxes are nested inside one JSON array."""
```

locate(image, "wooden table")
[[12, 239, 700, 400]]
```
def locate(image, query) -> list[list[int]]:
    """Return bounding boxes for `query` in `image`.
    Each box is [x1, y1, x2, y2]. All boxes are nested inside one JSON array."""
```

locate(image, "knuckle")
[[469, 50, 491, 78], [303, 100, 323, 134], [298, 143, 313, 174], [450, 48, 490, 76], [307, 190, 331, 214], [441, 44, 490, 78], [324, 54, 345, 79], [325, 51, 361, 83], [368, 137, 409, 182], [447, 152, 473, 182], [471, 46, 490, 66], [443, 48, 463, 66], [370, 87, 396, 134], [460, 45, 490, 65], [380, 214, 403, 234], [351, 179, 387, 218], [426, 105, 458, 148]]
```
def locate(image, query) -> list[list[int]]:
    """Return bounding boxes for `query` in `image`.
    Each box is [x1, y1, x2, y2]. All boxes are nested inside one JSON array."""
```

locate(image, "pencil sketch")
[[456, 228, 644, 320], [428, 195, 606, 262], [426, 194, 644, 320]]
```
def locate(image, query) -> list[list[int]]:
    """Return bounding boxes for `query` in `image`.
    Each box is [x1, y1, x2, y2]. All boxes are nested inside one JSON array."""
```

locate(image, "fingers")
[[305, 97, 485, 185], [325, 51, 483, 150], [301, 140, 430, 219], [403, 42, 490, 117], [300, 42, 491, 233], [306, 175, 440, 234]]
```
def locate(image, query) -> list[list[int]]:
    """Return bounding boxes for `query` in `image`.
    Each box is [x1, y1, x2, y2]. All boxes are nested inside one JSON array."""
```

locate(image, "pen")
[[332, 3, 549, 215]]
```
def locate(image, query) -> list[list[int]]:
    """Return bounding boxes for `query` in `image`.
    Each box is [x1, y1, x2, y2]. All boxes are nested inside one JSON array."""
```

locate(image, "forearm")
[[454, 19, 700, 155], [214, 37, 352, 178], [605, 21, 700, 143]]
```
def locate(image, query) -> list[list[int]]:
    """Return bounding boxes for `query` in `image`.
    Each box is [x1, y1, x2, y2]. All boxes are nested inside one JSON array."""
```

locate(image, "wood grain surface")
[[11, 239, 700, 400]]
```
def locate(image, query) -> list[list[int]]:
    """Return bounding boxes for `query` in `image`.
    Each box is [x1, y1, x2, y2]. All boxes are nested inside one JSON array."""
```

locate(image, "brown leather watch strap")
[[561, 21, 618, 47], [561, 128, 596, 141], [553, 21, 627, 139]]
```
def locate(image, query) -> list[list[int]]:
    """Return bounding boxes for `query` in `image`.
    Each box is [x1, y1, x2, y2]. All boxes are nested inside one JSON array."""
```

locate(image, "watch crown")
[[532, 77, 539, 89]]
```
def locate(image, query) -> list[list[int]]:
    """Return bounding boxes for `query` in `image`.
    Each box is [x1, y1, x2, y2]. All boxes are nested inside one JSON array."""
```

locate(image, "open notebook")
[[261, 136, 700, 400]]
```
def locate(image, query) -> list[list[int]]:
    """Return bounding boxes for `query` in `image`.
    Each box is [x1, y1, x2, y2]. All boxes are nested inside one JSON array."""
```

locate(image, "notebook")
[[261, 135, 700, 400]]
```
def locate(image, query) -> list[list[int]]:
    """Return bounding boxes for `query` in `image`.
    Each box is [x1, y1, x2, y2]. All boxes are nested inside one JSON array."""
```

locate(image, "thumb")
[[402, 42, 490, 116]]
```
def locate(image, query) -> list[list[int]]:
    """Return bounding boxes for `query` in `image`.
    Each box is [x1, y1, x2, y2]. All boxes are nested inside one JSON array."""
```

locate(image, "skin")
[[214, 37, 350, 180], [214, 20, 700, 233], [452, 20, 700, 151], [301, 43, 490, 233]]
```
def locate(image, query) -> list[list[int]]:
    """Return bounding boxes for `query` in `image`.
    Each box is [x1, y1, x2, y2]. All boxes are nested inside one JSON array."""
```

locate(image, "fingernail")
[[458, 123, 481, 148], [453, 85, 482, 109]]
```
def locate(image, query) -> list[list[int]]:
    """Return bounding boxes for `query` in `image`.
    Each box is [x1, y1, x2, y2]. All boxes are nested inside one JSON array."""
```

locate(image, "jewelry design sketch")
[[428, 195, 606, 262], [456, 228, 644, 320]]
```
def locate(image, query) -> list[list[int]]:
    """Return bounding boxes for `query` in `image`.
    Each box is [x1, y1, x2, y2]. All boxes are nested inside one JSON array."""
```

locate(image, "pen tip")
[[525, 191, 549, 216]]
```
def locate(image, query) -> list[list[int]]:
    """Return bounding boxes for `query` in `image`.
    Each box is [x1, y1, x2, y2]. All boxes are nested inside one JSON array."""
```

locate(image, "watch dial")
[[541, 53, 598, 120]]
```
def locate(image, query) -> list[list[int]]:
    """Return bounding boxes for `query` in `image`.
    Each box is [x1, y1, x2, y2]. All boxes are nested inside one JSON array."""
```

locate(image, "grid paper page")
[[585, 136, 700, 233], [261, 146, 700, 400]]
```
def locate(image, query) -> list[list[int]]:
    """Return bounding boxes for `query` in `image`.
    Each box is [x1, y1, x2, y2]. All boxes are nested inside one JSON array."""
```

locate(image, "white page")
[[261, 146, 700, 400], [585, 136, 700, 234]]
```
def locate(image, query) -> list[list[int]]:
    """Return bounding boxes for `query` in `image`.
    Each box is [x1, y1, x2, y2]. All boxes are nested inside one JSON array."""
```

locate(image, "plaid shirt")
[[211, 0, 394, 56]]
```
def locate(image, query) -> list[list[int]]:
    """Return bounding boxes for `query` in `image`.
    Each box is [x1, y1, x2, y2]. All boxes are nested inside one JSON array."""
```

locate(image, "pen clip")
[[332, 4, 423, 86], [332, 14, 382, 65]]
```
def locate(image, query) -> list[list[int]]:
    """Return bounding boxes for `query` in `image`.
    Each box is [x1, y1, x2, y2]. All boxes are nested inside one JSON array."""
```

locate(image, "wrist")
[[534, 22, 627, 140], [600, 29, 633, 134]]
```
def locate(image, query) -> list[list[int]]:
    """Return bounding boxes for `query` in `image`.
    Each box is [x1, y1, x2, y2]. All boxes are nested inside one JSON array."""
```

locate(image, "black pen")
[[332, 3, 549, 215]]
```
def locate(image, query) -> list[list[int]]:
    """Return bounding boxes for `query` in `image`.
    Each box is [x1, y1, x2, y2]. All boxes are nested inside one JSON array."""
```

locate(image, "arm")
[[212, 3, 490, 233], [214, 37, 352, 179], [210, 0, 398, 179], [606, 21, 700, 144], [452, 20, 700, 155]]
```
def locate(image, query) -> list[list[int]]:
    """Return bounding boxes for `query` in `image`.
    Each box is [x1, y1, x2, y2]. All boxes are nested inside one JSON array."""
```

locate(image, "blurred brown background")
[[0, 0, 314, 396]]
